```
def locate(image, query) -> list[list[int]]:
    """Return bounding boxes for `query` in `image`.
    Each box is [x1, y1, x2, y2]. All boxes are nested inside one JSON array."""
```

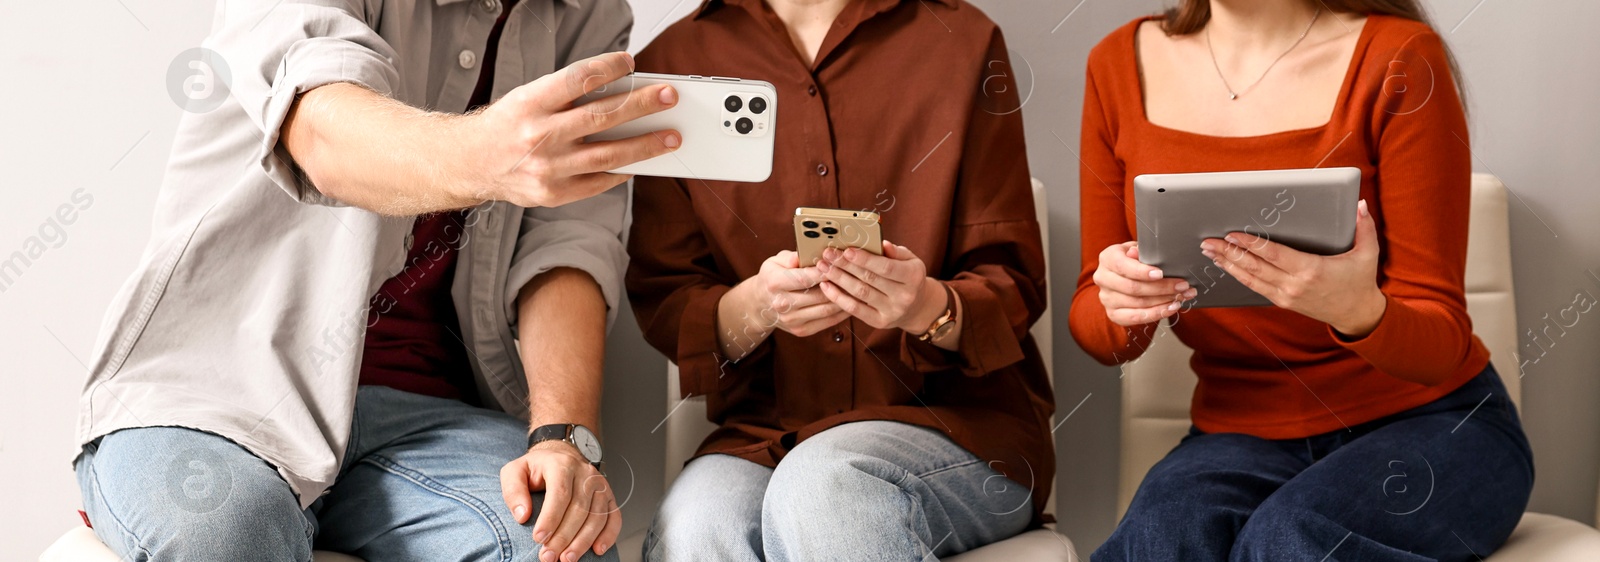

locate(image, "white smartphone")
[[576, 72, 776, 183]]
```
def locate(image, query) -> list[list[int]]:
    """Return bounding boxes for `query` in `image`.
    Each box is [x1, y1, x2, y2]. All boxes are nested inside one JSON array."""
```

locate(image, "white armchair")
[[1116, 174, 1600, 560]]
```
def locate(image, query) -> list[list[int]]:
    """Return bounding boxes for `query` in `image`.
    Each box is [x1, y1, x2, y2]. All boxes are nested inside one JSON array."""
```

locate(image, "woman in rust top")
[[626, 0, 1053, 559], [1073, 0, 1532, 560]]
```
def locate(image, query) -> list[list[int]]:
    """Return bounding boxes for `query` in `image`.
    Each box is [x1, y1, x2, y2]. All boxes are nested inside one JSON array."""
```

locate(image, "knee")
[[762, 439, 903, 527], [80, 429, 311, 561], [646, 484, 761, 561], [1231, 498, 1346, 561]]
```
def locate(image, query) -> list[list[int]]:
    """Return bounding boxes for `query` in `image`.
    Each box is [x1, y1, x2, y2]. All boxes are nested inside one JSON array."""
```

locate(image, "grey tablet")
[[1133, 167, 1361, 308]]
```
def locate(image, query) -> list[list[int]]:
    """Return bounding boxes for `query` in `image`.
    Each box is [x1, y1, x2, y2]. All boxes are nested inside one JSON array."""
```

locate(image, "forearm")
[[281, 82, 483, 215], [715, 281, 773, 362], [517, 267, 607, 431]]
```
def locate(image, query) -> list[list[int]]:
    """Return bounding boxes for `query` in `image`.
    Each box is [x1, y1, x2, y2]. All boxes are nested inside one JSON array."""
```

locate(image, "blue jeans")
[[75, 386, 618, 562], [642, 420, 1035, 562], [1095, 363, 1533, 562]]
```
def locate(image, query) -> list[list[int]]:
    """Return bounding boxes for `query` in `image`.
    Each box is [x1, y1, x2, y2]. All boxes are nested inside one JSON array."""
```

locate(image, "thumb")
[[1352, 199, 1380, 256], [881, 240, 916, 261], [1125, 242, 1141, 261]]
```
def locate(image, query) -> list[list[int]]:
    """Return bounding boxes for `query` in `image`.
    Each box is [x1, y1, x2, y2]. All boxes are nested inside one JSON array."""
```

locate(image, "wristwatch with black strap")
[[528, 423, 603, 469]]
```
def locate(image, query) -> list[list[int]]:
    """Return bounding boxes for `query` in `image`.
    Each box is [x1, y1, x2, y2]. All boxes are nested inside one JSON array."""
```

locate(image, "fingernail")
[[1175, 281, 1190, 292], [1185, 289, 1197, 298], [1168, 302, 1180, 311], [1147, 270, 1163, 280], [1199, 241, 1211, 251], [539, 550, 553, 562], [513, 505, 527, 520], [662, 132, 680, 149], [1201, 249, 1215, 259], [564, 552, 577, 562], [1224, 234, 1238, 245], [534, 531, 548, 544], [659, 85, 677, 105], [1359, 199, 1369, 217], [597, 543, 610, 555]]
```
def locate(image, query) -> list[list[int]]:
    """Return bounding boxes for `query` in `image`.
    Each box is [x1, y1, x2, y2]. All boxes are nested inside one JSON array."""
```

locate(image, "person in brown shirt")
[[625, 0, 1054, 559]]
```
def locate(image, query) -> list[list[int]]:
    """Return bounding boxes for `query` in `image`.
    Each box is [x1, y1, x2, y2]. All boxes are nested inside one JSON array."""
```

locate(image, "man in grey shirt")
[[71, 1, 680, 561]]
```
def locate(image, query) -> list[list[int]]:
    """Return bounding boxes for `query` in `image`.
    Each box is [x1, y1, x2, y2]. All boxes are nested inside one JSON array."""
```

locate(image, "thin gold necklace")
[[1206, 7, 1322, 101]]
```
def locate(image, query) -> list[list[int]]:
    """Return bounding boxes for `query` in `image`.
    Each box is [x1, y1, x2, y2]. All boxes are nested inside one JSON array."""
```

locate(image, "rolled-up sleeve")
[[504, 185, 630, 332], [206, 0, 399, 205]]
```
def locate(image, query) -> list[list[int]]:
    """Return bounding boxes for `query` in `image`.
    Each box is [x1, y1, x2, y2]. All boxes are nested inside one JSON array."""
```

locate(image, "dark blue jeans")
[[1094, 363, 1533, 562]]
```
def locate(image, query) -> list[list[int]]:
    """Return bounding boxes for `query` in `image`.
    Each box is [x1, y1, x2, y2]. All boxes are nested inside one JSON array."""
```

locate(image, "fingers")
[[1203, 239, 1287, 287], [1101, 242, 1163, 282], [1092, 266, 1188, 298], [596, 493, 622, 555], [795, 309, 852, 336], [1350, 199, 1380, 256], [565, 83, 679, 137], [1106, 301, 1179, 327], [777, 302, 846, 335], [531, 465, 571, 549], [1220, 231, 1308, 272], [819, 280, 886, 326], [536, 52, 637, 111], [1205, 246, 1269, 299], [563, 495, 609, 562], [817, 258, 890, 306], [1102, 289, 1191, 311], [543, 472, 596, 562], [766, 265, 825, 292], [768, 287, 832, 314], [499, 461, 534, 525], [565, 130, 680, 175], [550, 473, 606, 562]]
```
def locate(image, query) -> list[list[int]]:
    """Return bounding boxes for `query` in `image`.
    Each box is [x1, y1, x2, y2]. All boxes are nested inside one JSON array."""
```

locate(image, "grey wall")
[[3, 0, 1596, 558]]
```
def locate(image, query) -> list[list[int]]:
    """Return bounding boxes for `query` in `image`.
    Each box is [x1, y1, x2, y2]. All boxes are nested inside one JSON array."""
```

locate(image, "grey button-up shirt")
[[75, 0, 634, 507]]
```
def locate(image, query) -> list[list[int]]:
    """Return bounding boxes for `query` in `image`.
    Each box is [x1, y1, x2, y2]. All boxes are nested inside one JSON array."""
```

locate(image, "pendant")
[[1229, 93, 1239, 101]]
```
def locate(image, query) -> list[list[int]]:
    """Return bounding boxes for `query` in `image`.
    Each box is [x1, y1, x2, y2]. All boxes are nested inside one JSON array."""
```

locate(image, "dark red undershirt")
[[358, 0, 520, 403]]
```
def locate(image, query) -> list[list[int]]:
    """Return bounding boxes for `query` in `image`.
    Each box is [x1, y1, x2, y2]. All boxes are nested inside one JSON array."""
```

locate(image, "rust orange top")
[[1070, 15, 1490, 439]]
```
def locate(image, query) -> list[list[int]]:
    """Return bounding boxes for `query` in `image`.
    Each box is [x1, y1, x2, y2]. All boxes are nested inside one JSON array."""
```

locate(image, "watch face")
[[571, 425, 603, 464]]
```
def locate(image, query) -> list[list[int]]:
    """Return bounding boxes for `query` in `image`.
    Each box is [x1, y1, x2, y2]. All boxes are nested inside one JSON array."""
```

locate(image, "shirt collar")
[[694, 0, 955, 20]]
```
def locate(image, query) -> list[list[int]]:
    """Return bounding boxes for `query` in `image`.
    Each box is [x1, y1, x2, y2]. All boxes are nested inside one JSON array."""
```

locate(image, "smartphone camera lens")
[[821, 227, 838, 235], [724, 95, 743, 112], [802, 220, 819, 229], [803, 230, 821, 239], [748, 96, 767, 115], [735, 117, 754, 135]]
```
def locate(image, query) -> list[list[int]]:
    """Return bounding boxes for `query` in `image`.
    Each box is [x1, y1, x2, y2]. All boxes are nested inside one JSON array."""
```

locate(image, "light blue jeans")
[[75, 385, 618, 562], [643, 420, 1034, 561]]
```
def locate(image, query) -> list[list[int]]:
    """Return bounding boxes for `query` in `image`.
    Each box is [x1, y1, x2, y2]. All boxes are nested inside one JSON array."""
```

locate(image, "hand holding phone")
[[577, 72, 777, 183]]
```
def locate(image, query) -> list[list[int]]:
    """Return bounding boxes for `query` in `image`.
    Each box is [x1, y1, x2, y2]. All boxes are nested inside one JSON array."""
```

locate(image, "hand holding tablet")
[[1108, 167, 1385, 335]]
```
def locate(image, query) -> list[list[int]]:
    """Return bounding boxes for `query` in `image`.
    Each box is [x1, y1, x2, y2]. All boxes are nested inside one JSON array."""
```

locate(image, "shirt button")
[[807, 85, 818, 96], [832, 331, 843, 342], [403, 232, 415, 252], [459, 50, 478, 69], [481, 0, 501, 12], [816, 164, 828, 176]]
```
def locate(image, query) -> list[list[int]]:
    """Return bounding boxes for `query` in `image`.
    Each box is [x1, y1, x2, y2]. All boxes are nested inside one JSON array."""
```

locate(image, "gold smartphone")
[[794, 207, 882, 267]]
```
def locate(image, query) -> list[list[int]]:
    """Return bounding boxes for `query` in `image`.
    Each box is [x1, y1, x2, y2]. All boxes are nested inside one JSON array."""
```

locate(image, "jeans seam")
[[362, 454, 515, 562], [86, 451, 155, 561], [913, 458, 985, 479]]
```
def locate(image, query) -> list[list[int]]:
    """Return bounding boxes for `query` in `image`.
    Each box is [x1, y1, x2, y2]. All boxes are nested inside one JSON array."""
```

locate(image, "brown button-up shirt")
[[626, 0, 1054, 522]]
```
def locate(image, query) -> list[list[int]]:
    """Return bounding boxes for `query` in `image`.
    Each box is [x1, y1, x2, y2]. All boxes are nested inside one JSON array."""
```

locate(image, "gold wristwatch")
[[917, 282, 958, 342]]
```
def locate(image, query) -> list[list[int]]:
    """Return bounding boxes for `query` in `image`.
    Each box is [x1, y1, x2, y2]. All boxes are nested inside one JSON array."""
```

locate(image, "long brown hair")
[[1160, 0, 1467, 106]]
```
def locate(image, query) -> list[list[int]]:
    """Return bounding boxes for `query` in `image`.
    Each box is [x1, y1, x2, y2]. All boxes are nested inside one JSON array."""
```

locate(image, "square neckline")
[[1130, 13, 1377, 141]]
